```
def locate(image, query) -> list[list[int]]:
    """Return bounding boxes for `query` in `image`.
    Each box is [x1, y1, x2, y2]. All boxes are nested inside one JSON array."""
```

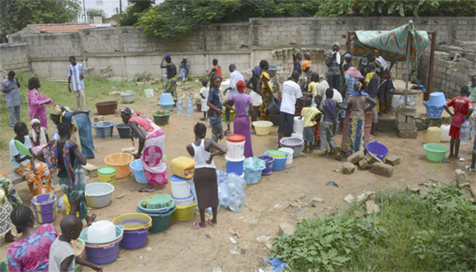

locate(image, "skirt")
[[193, 168, 218, 209], [347, 118, 365, 154], [59, 164, 88, 220], [15, 162, 53, 196], [233, 115, 253, 157], [142, 130, 168, 185], [0, 201, 13, 236]]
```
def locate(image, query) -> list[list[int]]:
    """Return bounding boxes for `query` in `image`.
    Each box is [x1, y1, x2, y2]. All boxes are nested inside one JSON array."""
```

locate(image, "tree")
[[87, 8, 107, 21], [0, 0, 80, 36], [120, 0, 155, 26]]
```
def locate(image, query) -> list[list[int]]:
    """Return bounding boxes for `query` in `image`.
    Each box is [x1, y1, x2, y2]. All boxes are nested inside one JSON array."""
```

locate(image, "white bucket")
[[171, 178, 192, 198], [291, 132, 303, 140], [173, 193, 195, 206], [144, 89, 154, 98], [279, 147, 294, 165], [293, 117, 304, 135], [227, 140, 245, 160]]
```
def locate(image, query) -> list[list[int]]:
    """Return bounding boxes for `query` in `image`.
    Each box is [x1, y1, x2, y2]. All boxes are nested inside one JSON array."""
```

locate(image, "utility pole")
[[119, 0, 122, 14], [82, 0, 87, 23]]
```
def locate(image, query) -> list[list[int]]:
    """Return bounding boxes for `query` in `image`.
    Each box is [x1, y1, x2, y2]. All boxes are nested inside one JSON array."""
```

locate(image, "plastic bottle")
[[218, 183, 231, 206], [228, 193, 244, 212], [176, 97, 184, 113], [57, 196, 65, 211], [460, 119, 471, 144], [162, 71, 167, 87], [410, 98, 416, 108], [186, 95, 194, 117], [227, 173, 246, 190]]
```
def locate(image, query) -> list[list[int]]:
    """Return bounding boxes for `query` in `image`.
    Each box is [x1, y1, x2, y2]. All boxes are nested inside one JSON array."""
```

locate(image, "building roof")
[[31, 23, 95, 33]]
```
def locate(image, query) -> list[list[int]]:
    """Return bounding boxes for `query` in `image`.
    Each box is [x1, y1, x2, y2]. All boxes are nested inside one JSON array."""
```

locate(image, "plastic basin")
[[120, 229, 148, 249], [280, 137, 304, 148], [112, 213, 152, 231], [253, 121, 273, 136], [121, 92, 135, 104], [84, 239, 121, 265], [158, 93, 174, 105], [95, 101, 118, 115], [137, 206, 176, 233], [267, 97, 280, 114], [93, 121, 115, 139], [31, 194, 57, 224], [428, 92, 446, 107], [366, 141, 389, 161], [268, 65, 277, 78], [264, 151, 289, 171], [172, 202, 197, 221], [423, 143, 449, 162], [104, 153, 134, 178], [129, 159, 147, 184], [424, 102, 444, 118], [116, 124, 131, 138], [278, 147, 294, 164], [153, 110, 171, 126], [172, 193, 195, 206], [85, 183, 115, 208]]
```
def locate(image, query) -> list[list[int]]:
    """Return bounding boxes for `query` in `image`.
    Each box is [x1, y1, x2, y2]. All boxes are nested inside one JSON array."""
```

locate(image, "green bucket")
[[0, 259, 7, 272], [423, 143, 448, 162], [153, 110, 171, 126], [137, 206, 176, 233]]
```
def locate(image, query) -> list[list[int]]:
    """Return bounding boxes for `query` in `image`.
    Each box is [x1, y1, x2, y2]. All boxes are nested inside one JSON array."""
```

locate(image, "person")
[[67, 56, 86, 111], [179, 56, 189, 82], [325, 42, 342, 93], [121, 108, 168, 191], [343, 53, 352, 66], [468, 74, 476, 110], [364, 63, 379, 135], [186, 123, 226, 230], [200, 79, 209, 121], [1, 71, 21, 127], [9, 122, 53, 196], [279, 71, 303, 143], [259, 60, 273, 120], [465, 111, 476, 172], [208, 59, 222, 79], [161, 53, 178, 103], [319, 88, 341, 159], [7, 205, 58, 272], [28, 77, 54, 129], [0, 173, 22, 243], [294, 66, 307, 116], [29, 118, 49, 155], [373, 54, 391, 114], [302, 52, 312, 81], [308, 72, 320, 100], [343, 63, 364, 97], [49, 215, 102, 272], [444, 86, 473, 162], [223, 64, 245, 135], [41, 123, 96, 225], [308, 72, 322, 145], [224, 80, 254, 157], [316, 77, 330, 100], [300, 97, 321, 154], [293, 52, 302, 71], [346, 82, 374, 154], [207, 74, 224, 142], [246, 65, 263, 123]]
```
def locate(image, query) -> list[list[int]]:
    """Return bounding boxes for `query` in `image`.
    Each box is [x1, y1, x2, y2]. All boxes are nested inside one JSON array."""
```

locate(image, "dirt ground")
[[0, 85, 474, 271]]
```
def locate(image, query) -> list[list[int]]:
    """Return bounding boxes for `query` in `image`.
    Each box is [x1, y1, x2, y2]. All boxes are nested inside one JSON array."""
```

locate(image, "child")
[[444, 86, 473, 162], [302, 52, 312, 83], [319, 88, 341, 159], [465, 111, 476, 172], [301, 97, 321, 153], [186, 123, 226, 230], [28, 77, 54, 129], [207, 74, 224, 142], [48, 215, 102, 272], [208, 59, 222, 79], [200, 79, 209, 121]]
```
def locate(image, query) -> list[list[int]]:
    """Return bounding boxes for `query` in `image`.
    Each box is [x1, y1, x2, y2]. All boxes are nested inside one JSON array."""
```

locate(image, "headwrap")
[[121, 107, 135, 117], [344, 66, 364, 79], [343, 53, 352, 59], [31, 118, 41, 126], [165, 53, 171, 58], [302, 60, 311, 70], [236, 80, 246, 93], [332, 42, 340, 47]]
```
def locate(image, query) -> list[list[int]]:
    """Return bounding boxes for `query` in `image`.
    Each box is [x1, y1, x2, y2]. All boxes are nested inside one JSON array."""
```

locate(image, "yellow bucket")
[[172, 202, 197, 221], [98, 166, 116, 186]]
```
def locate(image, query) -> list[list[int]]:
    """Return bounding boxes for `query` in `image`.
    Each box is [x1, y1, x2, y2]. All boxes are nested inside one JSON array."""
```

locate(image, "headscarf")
[[31, 118, 40, 126], [302, 60, 311, 71], [121, 107, 135, 117], [333, 42, 340, 48], [236, 80, 246, 93], [29, 119, 47, 146], [344, 66, 364, 79]]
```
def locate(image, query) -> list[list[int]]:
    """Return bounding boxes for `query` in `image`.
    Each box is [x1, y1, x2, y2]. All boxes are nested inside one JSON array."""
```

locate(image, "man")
[[468, 74, 476, 110], [325, 42, 342, 93], [373, 53, 392, 114], [365, 63, 379, 135], [67, 56, 86, 111], [279, 71, 303, 144], [1, 71, 21, 127], [223, 64, 245, 135], [208, 58, 222, 79], [179, 56, 189, 82], [246, 65, 262, 122], [160, 53, 178, 103]]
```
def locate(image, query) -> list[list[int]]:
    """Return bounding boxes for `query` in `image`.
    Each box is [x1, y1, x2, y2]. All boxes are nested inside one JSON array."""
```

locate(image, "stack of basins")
[[137, 194, 176, 233], [158, 93, 175, 111], [169, 156, 197, 221], [112, 213, 152, 249], [424, 92, 446, 118], [79, 221, 123, 265], [226, 134, 246, 177]]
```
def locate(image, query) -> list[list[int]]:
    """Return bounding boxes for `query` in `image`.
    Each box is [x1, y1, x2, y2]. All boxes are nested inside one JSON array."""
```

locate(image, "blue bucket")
[[92, 121, 115, 139], [129, 159, 148, 184], [226, 156, 244, 176], [427, 92, 446, 107], [424, 102, 444, 118], [258, 155, 274, 176], [264, 151, 289, 171]]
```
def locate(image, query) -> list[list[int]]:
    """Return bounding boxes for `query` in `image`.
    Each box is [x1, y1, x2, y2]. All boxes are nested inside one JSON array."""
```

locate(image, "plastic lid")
[[268, 150, 286, 158], [98, 166, 116, 175], [145, 194, 175, 210], [124, 90, 134, 93], [170, 175, 190, 182], [227, 134, 245, 143]]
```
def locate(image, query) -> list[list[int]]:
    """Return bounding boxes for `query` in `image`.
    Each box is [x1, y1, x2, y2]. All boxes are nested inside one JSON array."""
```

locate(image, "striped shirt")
[[67, 63, 84, 91]]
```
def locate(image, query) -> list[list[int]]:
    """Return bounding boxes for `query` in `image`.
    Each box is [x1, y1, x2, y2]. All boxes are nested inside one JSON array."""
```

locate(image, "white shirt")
[[332, 89, 343, 104], [280, 80, 303, 115], [316, 80, 330, 99], [192, 139, 216, 169], [228, 70, 245, 97], [375, 56, 388, 72], [67, 63, 84, 91]]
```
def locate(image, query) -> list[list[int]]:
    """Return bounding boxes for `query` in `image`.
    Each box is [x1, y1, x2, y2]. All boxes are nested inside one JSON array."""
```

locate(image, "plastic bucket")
[[226, 156, 245, 176], [98, 166, 116, 186], [158, 93, 174, 105], [264, 151, 289, 171], [85, 183, 114, 209], [257, 155, 274, 176], [116, 124, 131, 138], [120, 229, 148, 249], [85, 240, 121, 265], [172, 202, 197, 221], [170, 175, 192, 198], [267, 97, 280, 114], [144, 89, 154, 98], [31, 194, 57, 224], [104, 153, 134, 179], [366, 141, 389, 161], [172, 193, 195, 206], [138, 206, 176, 233], [428, 92, 446, 107], [226, 134, 246, 160], [424, 102, 444, 118], [252, 121, 273, 136], [129, 159, 148, 184], [423, 143, 449, 162], [243, 157, 266, 184], [121, 92, 135, 104], [278, 147, 294, 164], [93, 121, 115, 139]]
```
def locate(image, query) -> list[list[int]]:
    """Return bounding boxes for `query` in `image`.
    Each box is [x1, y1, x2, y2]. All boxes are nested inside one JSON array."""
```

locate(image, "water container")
[[163, 71, 167, 87], [293, 117, 304, 136], [87, 221, 116, 244], [440, 124, 451, 142], [186, 96, 194, 117], [391, 95, 404, 110], [460, 119, 471, 144], [218, 183, 231, 206], [228, 193, 244, 213], [176, 98, 184, 113], [227, 173, 246, 190], [426, 127, 441, 143]]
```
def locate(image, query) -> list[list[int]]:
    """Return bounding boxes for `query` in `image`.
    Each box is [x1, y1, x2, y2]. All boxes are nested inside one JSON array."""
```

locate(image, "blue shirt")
[[322, 99, 338, 123], [1, 79, 22, 107], [207, 87, 222, 117], [344, 73, 358, 95], [9, 136, 32, 170]]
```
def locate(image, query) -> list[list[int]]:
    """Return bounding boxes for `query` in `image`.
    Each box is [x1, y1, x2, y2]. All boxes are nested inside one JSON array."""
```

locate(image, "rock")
[[364, 152, 383, 165], [344, 194, 355, 203], [278, 223, 295, 236], [356, 191, 375, 202], [455, 169, 469, 187], [342, 162, 356, 174], [399, 129, 418, 139], [407, 185, 420, 193], [347, 151, 365, 164], [312, 197, 324, 203], [83, 163, 98, 177], [370, 162, 394, 177], [358, 159, 368, 170], [385, 155, 401, 166], [365, 200, 380, 215]]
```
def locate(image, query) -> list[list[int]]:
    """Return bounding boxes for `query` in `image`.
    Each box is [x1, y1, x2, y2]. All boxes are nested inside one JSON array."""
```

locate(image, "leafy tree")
[[120, 0, 155, 26], [87, 8, 107, 21], [0, 0, 80, 36]]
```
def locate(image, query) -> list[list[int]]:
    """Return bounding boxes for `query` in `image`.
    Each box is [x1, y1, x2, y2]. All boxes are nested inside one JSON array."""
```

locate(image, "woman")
[[223, 80, 254, 157], [259, 60, 273, 120], [121, 108, 167, 192], [9, 122, 53, 196], [346, 82, 375, 154], [28, 77, 54, 129], [0, 173, 23, 243], [29, 118, 49, 155], [41, 123, 96, 225], [7, 205, 58, 271], [207, 74, 224, 142], [246, 65, 262, 123], [186, 123, 226, 230]]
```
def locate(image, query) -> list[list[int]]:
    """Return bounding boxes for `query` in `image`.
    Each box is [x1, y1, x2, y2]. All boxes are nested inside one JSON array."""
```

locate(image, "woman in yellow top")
[[259, 60, 273, 120]]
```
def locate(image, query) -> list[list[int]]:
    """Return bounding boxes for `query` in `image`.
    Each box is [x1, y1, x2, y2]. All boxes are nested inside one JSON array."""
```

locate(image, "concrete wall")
[[0, 43, 31, 74], [5, 16, 476, 96]]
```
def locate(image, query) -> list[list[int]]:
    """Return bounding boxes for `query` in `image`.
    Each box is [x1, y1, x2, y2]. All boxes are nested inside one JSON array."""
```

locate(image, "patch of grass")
[[270, 186, 476, 271]]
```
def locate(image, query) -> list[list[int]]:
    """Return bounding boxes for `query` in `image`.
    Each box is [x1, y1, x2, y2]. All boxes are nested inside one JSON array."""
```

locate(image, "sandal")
[[193, 222, 207, 230], [458, 157, 466, 162], [86, 214, 97, 226], [206, 219, 218, 227], [138, 187, 155, 192], [465, 165, 475, 172]]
